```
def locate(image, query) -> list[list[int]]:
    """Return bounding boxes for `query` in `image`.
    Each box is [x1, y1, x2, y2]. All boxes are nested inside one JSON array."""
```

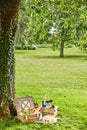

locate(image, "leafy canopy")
[[16, 0, 87, 50]]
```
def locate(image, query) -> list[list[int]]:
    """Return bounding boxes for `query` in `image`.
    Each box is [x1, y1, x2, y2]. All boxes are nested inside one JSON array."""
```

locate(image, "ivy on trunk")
[[0, 0, 21, 119]]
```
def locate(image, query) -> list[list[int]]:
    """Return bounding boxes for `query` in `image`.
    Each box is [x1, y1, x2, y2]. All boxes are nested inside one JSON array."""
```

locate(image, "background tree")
[[0, 0, 21, 119], [16, 0, 87, 56]]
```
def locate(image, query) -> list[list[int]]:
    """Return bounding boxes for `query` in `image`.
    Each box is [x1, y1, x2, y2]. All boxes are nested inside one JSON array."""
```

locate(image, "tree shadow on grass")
[[35, 55, 87, 60], [63, 55, 87, 60]]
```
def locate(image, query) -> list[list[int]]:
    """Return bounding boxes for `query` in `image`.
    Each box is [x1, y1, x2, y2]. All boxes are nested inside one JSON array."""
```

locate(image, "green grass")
[[0, 47, 87, 130]]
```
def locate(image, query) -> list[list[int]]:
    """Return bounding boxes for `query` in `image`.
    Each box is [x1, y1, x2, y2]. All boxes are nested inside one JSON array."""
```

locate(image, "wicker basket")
[[15, 96, 39, 123], [17, 112, 39, 123], [40, 107, 54, 116], [16, 103, 41, 123]]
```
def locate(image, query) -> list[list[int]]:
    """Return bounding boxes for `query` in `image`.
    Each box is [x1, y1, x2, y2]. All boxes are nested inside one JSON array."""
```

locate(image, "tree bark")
[[0, 0, 21, 119], [59, 42, 64, 57]]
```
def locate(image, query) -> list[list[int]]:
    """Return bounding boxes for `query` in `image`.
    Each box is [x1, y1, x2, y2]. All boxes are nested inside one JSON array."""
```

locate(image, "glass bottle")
[[42, 93, 46, 107]]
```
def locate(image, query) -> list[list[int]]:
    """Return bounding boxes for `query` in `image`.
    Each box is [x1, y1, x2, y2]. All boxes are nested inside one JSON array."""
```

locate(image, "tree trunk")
[[59, 42, 64, 57], [0, 0, 21, 119]]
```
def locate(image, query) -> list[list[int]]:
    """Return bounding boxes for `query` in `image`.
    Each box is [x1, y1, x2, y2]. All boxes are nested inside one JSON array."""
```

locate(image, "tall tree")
[[0, 0, 21, 119], [49, 0, 87, 56], [18, 0, 87, 56]]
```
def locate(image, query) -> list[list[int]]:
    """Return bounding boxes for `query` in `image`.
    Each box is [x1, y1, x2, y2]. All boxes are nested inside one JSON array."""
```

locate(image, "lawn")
[[0, 47, 87, 130]]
